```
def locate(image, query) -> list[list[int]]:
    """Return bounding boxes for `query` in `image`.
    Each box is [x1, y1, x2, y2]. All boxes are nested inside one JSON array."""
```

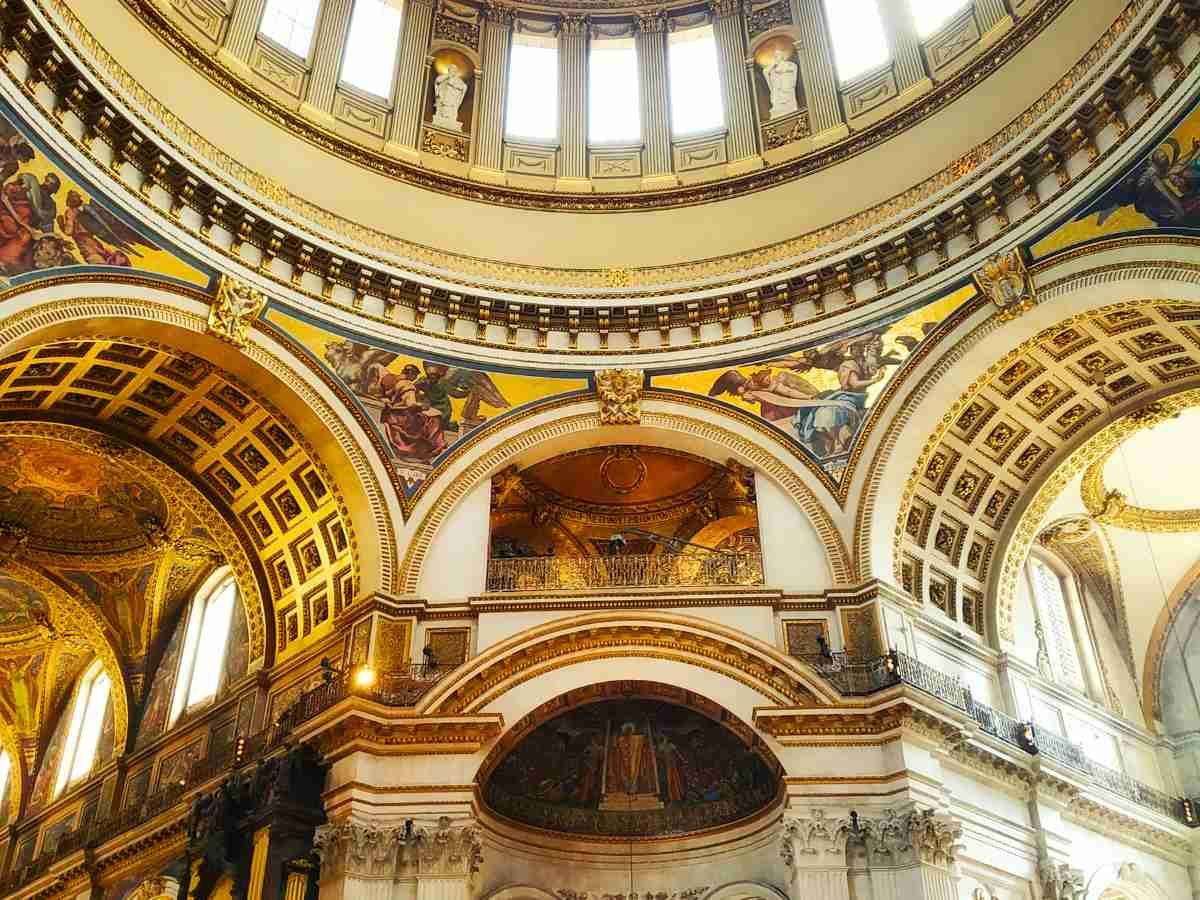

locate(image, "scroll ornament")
[[596, 369, 644, 425]]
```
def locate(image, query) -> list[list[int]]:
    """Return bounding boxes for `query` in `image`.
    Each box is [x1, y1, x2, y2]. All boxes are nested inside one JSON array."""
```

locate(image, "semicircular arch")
[[0, 280, 399, 603], [854, 246, 1200, 596], [418, 610, 841, 720], [399, 394, 853, 593]]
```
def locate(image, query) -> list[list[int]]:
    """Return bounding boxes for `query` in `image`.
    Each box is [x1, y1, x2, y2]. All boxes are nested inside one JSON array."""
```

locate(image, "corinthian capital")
[[708, 0, 741, 19], [636, 10, 667, 33], [482, 1, 514, 28], [415, 817, 483, 877], [559, 13, 589, 35], [313, 820, 405, 878]]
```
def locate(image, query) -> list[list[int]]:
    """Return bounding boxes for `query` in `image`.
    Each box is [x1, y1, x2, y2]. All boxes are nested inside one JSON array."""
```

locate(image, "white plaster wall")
[[754, 473, 832, 593], [1060, 819, 1190, 900], [419, 480, 491, 601]]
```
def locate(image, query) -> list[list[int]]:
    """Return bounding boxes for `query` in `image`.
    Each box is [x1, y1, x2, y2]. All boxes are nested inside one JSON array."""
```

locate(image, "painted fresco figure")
[[0, 172, 67, 274], [655, 734, 686, 803], [572, 732, 606, 804], [379, 365, 449, 462], [1092, 137, 1200, 228], [57, 191, 153, 267], [604, 721, 658, 799]]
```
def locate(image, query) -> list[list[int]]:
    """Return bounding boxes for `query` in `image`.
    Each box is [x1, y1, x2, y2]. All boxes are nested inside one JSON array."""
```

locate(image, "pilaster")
[[314, 816, 483, 900], [787, 0, 846, 143], [780, 807, 852, 900], [709, 0, 762, 170], [300, 0, 356, 125], [220, 0, 269, 73], [635, 11, 675, 187], [387, 0, 437, 161], [975, 0, 1015, 47], [875, 0, 929, 95], [471, 3, 514, 182], [557, 14, 590, 189]]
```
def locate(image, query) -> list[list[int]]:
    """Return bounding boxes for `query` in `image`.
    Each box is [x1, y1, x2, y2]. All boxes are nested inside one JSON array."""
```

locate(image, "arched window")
[[259, 0, 322, 57], [589, 36, 640, 143], [53, 660, 111, 797], [667, 24, 724, 136], [908, 0, 970, 38], [170, 572, 238, 726], [0, 750, 10, 809], [823, 0, 890, 82], [505, 30, 559, 141], [1026, 554, 1087, 693], [340, 0, 403, 98]]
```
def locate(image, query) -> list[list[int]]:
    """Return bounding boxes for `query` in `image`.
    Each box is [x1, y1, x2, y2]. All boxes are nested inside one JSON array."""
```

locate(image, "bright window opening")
[[909, 0, 970, 38], [340, 0, 403, 98], [260, 0, 322, 57], [505, 32, 559, 141], [667, 25, 724, 136], [1030, 558, 1085, 693], [0, 752, 10, 806], [54, 660, 111, 798], [824, 0, 890, 82], [170, 572, 238, 726], [589, 38, 640, 143]]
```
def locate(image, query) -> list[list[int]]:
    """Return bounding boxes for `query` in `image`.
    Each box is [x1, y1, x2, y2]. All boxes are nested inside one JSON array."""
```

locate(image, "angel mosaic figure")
[[57, 191, 155, 267], [1090, 137, 1200, 228], [709, 329, 925, 459]]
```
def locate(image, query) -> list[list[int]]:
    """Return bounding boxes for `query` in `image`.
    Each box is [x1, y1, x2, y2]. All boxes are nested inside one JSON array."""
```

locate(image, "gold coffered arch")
[[891, 298, 1200, 643], [0, 288, 404, 658]]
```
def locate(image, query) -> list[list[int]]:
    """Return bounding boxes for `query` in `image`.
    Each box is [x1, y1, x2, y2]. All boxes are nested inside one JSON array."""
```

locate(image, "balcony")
[[484, 552, 765, 593]]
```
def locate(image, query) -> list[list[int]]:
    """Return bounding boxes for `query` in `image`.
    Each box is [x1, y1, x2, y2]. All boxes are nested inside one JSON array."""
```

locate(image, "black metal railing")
[[798, 649, 1195, 827], [0, 663, 451, 892]]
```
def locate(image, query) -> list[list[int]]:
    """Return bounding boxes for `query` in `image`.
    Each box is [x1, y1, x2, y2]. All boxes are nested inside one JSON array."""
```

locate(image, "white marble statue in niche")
[[433, 64, 470, 132], [762, 48, 799, 120]]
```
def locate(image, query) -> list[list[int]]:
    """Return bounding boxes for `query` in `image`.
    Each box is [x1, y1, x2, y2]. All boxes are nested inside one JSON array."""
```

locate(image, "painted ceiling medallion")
[[0, 436, 170, 554], [599, 447, 647, 496]]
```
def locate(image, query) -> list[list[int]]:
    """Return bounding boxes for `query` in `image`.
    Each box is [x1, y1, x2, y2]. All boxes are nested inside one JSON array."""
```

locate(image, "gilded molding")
[[24, 0, 1178, 303], [594, 369, 643, 425], [207, 274, 266, 348]]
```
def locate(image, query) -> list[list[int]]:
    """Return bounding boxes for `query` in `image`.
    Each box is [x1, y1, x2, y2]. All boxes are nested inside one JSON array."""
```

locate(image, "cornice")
[[11, 0, 1192, 332]]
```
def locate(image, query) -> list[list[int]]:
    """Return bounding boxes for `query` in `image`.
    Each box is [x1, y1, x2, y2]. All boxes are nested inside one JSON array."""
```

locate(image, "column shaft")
[[223, 0, 269, 63], [389, 0, 436, 148], [710, 0, 759, 162], [636, 12, 672, 178], [305, 0, 355, 114], [474, 4, 514, 175], [558, 16, 589, 180], [876, 0, 927, 91], [975, 0, 1012, 32], [789, 0, 843, 135]]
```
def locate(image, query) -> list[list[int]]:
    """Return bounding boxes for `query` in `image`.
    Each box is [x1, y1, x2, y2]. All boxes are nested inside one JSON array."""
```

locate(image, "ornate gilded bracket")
[[207, 275, 267, 348], [973, 248, 1035, 321], [595, 368, 644, 424]]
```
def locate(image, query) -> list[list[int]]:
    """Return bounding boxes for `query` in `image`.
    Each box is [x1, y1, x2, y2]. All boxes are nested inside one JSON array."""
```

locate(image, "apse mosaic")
[[0, 575, 49, 634], [265, 308, 589, 492], [483, 698, 778, 837], [0, 100, 211, 289], [1032, 92, 1200, 259], [653, 286, 975, 486]]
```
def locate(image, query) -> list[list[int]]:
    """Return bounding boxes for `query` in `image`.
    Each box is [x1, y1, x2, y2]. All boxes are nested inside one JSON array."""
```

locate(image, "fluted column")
[[387, 0, 436, 160], [876, 0, 928, 94], [788, 0, 845, 144], [471, 3, 514, 182], [635, 11, 674, 187], [975, 0, 1015, 44], [709, 0, 761, 171], [300, 0, 355, 123], [558, 15, 589, 188], [220, 0, 269, 72]]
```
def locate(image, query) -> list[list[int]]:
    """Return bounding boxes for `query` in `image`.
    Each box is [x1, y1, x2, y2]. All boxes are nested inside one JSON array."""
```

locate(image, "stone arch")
[[3, 561, 132, 758], [854, 247, 1200, 594], [480, 887, 560, 900], [418, 610, 840, 721], [1140, 554, 1200, 731], [399, 393, 853, 594], [1088, 862, 1169, 900], [0, 280, 399, 600], [703, 881, 790, 900]]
